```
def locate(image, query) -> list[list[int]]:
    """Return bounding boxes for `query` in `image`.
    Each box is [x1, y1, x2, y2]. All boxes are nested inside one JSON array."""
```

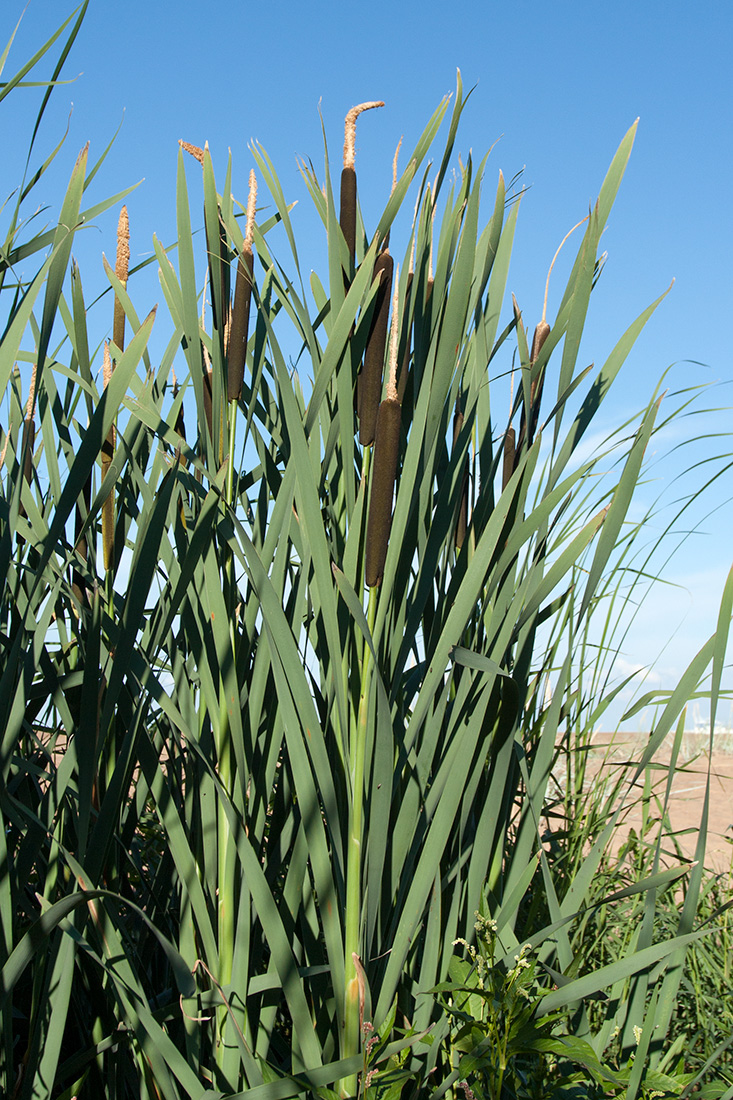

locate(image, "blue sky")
[[4, 0, 733, 729]]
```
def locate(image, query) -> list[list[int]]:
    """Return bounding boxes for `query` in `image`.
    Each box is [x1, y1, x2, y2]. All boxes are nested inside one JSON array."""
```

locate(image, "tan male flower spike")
[[113, 205, 129, 355]]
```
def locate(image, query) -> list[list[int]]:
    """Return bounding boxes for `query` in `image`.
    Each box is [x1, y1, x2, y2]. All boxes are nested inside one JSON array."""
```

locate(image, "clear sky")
[[4, 0, 733, 730]]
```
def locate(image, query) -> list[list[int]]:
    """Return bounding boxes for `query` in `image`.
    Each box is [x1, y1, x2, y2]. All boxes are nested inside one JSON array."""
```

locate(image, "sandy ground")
[[584, 733, 733, 874]]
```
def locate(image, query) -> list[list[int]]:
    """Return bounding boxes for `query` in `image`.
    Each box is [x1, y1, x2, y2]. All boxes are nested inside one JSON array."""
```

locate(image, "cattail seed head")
[[502, 427, 515, 491], [21, 419, 35, 488], [228, 170, 257, 402], [365, 396, 401, 587], [340, 167, 357, 262], [365, 273, 401, 586], [341, 102, 383, 265], [203, 366, 213, 440], [358, 251, 393, 445], [530, 320, 550, 364]]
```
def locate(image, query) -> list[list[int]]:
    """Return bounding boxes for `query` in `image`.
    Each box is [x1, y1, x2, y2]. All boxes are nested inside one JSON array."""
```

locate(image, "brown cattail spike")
[[358, 250, 393, 445], [203, 366, 213, 440], [530, 320, 550, 365], [228, 169, 256, 402], [21, 420, 35, 489], [365, 398, 400, 586], [502, 427, 516, 491], [340, 166, 357, 263], [113, 205, 129, 354], [365, 275, 401, 587]]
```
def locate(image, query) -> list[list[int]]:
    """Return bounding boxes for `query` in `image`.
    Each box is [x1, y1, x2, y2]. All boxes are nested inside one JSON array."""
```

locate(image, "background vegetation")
[[1, 8, 731, 1099]]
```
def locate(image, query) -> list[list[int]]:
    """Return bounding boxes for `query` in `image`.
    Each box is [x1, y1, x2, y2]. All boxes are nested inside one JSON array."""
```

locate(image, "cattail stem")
[[342, 582, 378, 1095]]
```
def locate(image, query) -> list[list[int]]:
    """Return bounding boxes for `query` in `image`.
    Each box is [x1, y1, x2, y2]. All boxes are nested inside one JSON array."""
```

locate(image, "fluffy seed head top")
[[115, 205, 130, 286], [245, 169, 257, 251], [25, 362, 37, 421], [179, 139, 205, 164], [386, 268, 400, 402], [343, 101, 385, 169], [103, 340, 112, 388]]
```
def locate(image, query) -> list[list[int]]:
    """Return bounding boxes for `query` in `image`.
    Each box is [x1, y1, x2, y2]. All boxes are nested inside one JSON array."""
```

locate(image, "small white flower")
[[633, 1024, 643, 1045]]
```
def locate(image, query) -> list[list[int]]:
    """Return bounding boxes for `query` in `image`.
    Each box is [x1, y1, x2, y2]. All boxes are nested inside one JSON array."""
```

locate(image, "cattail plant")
[[339, 100, 384, 266], [365, 274, 401, 585], [5, 38, 728, 1099]]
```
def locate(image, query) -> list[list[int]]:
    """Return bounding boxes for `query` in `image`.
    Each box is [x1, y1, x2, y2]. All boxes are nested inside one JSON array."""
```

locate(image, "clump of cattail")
[[340, 101, 384, 264], [113, 205, 129, 355], [365, 273, 401, 587], [228, 169, 256, 402], [101, 341, 115, 573]]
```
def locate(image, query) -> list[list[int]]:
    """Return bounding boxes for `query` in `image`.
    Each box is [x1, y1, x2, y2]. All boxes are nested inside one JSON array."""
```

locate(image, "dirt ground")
[[586, 732, 733, 875]]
